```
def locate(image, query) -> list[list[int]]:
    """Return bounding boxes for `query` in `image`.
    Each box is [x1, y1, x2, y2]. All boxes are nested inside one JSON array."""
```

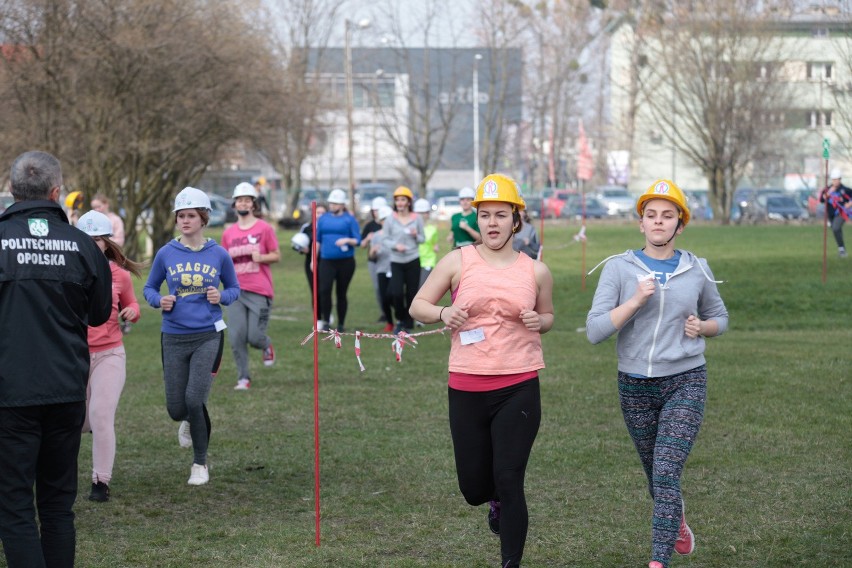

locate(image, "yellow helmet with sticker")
[[471, 174, 526, 210], [636, 179, 690, 226]]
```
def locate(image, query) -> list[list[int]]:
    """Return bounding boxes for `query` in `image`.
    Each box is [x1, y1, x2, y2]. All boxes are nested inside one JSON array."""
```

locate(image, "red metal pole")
[[822, 162, 828, 284], [311, 202, 321, 545]]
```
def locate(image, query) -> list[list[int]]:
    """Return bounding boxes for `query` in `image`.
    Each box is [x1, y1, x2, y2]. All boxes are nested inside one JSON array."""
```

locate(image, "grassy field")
[[22, 220, 852, 567]]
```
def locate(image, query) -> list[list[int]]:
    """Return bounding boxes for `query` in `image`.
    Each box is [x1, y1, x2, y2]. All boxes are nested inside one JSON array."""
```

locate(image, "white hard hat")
[[76, 210, 113, 237], [291, 232, 310, 250], [173, 187, 212, 212], [371, 196, 388, 210], [413, 198, 431, 213], [459, 187, 476, 199], [377, 205, 393, 221], [328, 188, 348, 204], [233, 182, 258, 199], [830, 168, 842, 180]]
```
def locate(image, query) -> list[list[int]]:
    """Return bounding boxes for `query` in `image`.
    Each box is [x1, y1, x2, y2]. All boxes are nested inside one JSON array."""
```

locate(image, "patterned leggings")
[[618, 365, 706, 568]]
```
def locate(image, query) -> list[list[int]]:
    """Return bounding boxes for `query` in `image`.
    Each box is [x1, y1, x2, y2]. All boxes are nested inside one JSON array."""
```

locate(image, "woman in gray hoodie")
[[586, 179, 728, 568]]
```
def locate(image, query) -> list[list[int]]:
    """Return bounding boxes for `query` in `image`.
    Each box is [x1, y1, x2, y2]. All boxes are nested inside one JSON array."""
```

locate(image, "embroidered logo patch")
[[28, 218, 49, 237], [654, 181, 670, 194], [482, 179, 499, 199]]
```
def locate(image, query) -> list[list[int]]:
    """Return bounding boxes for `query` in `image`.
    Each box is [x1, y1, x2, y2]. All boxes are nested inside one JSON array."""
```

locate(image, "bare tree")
[[634, 0, 798, 222], [0, 0, 278, 256], [370, 0, 466, 196], [252, 0, 343, 213]]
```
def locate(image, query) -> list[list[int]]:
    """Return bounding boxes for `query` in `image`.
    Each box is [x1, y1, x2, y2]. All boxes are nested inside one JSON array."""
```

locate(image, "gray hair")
[[10, 151, 63, 201]]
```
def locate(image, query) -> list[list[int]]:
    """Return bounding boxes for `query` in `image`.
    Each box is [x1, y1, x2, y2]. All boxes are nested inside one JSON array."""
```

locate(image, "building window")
[[808, 110, 833, 128], [812, 27, 829, 38], [807, 62, 833, 82]]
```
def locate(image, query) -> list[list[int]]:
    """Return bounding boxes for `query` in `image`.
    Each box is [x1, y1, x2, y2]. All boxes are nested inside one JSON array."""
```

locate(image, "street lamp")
[[345, 18, 371, 212], [472, 53, 483, 186]]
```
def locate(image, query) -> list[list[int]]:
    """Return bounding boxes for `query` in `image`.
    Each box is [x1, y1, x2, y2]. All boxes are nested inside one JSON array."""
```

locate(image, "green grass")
[[24, 221, 852, 567]]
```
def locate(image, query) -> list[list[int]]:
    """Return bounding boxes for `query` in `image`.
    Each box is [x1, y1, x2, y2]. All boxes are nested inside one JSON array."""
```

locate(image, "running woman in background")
[[222, 182, 280, 391]]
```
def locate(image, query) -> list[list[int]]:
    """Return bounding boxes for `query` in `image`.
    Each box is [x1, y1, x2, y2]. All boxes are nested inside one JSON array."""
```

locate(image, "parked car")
[[523, 196, 544, 219], [594, 185, 635, 218], [207, 193, 237, 227], [432, 196, 463, 221], [542, 189, 575, 218], [560, 195, 609, 219], [753, 193, 809, 222], [684, 190, 714, 221], [0, 192, 14, 215]]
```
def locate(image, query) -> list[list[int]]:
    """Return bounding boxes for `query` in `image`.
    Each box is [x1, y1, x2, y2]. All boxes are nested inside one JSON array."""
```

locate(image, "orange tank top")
[[448, 245, 545, 377]]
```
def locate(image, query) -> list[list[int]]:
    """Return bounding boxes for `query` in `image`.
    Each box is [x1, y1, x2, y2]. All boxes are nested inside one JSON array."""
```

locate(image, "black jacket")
[[820, 183, 852, 221], [0, 200, 112, 406]]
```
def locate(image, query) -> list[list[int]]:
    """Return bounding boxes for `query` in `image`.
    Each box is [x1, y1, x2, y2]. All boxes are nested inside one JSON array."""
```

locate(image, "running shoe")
[[382, 322, 394, 333], [649, 562, 664, 568], [88, 481, 110, 502], [674, 501, 695, 555], [234, 377, 251, 390], [262, 343, 275, 366], [178, 420, 192, 448], [488, 500, 501, 535], [187, 463, 209, 486]]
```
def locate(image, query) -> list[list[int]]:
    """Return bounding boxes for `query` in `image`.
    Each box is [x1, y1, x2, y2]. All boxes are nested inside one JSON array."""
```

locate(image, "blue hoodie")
[[144, 238, 240, 334], [586, 249, 728, 377]]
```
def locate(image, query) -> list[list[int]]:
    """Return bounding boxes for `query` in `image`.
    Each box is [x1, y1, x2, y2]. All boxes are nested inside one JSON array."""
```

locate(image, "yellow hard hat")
[[257, 176, 267, 186], [65, 191, 83, 209], [393, 186, 413, 200], [471, 174, 526, 211], [636, 179, 690, 226]]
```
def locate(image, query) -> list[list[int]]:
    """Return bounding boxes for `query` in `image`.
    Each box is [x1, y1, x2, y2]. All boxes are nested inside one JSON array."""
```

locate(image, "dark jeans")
[[0, 401, 86, 568]]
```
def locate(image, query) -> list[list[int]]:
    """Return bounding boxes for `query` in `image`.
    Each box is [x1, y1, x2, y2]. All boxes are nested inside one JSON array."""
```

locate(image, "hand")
[[685, 314, 702, 338], [443, 305, 469, 329], [160, 295, 176, 312], [630, 276, 656, 308], [459, 220, 468, 229], [206, 286, 221, 305], [119, 307, 137, 321], [335, 237, 350, 247], [251, 250, 262, 263], [395, 244, 407, 252], [520, 308, 541, 331]]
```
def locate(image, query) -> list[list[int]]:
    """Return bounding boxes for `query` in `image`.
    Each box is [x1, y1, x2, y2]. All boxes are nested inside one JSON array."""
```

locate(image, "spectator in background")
[[0, 151, 112, 567], [316, 189, 361, 332], [512, 209, 540, 259], [293, 203, 327, 309], [91, 192, 126, 246], [222, 183, 280, 391], [361, 196, 389, 324], [820, 168, 852, 258], [76, 210, 144, 503], [447, 186, 480, 248], [383, 186, 424, 334], [65, 190, 85, 224]]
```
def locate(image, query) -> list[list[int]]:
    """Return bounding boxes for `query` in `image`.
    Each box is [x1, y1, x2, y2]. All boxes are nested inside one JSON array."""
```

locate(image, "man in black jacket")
[[0, 151, 111, 568]]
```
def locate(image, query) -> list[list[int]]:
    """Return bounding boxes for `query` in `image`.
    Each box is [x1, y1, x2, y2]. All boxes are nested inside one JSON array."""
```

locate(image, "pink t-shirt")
[[447, 245, 544, 391], [221, 219, 279, 298], [87, 262, 140, 353]]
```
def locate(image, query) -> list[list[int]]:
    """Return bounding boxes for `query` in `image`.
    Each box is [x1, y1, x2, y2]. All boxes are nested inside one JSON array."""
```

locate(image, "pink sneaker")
[[262, 343, 275, 367], [674, 502, 695, 555], [649, 562, 664, 568]]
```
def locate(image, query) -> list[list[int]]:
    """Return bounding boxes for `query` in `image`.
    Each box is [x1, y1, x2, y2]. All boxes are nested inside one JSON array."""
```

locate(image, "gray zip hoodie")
[[586, 249, 728, 377]]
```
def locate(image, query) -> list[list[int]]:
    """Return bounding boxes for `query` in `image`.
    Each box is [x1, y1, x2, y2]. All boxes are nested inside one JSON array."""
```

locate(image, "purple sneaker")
[[488, 500, 501, 535]]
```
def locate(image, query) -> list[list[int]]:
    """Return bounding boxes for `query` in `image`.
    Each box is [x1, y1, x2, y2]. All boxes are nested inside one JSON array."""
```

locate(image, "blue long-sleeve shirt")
[[143, 238, 240, 334], [316, 211, 361, 260]]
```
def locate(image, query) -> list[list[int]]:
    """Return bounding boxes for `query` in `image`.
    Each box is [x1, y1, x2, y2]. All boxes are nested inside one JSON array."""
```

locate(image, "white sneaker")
[[178, 420, 192, 448], [187, 463, 209, 485], [234, 377, 251, 390], [317, 320, 328, 332]]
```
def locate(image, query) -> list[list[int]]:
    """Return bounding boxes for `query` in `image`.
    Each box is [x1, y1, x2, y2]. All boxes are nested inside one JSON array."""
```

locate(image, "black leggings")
[[318, 257, 356, 327], [389, 258, 420, 328], [448, 378, 541, 567]]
